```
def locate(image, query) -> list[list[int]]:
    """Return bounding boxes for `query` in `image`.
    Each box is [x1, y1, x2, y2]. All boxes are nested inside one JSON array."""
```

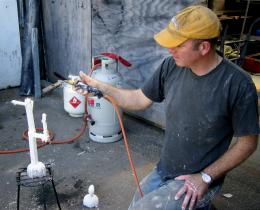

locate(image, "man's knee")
[[129, 180, 184, 210]]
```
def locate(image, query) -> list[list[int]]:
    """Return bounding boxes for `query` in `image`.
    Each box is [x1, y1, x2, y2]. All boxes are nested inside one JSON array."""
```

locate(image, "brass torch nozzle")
[[64, 79, 79, 86]]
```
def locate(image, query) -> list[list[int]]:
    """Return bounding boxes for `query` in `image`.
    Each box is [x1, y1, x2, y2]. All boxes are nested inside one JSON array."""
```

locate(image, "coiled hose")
[[0, 92, 143, 197]]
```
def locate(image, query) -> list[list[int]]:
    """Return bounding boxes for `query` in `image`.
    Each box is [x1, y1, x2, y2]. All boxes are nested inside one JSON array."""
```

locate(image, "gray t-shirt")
[[142, 56, 259, 184]]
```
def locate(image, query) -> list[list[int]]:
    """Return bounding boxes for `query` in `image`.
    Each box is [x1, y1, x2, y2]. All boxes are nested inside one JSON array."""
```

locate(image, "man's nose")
[[168, 48, 176, 54]]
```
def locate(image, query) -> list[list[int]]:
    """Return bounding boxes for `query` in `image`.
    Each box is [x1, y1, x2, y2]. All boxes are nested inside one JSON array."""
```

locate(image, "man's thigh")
[[129, 170, 221, 210], [129, 180, 184, 210]]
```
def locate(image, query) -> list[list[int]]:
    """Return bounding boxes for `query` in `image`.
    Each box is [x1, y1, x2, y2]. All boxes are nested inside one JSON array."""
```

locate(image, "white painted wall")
[[0, 0, 22, 90]]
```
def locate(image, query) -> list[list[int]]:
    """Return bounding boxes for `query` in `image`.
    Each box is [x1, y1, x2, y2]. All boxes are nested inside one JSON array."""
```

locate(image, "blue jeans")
[[128, 168, 221, 210]]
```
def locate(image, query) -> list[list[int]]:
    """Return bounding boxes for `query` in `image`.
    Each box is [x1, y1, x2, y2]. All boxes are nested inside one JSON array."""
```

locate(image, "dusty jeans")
[[128, 168, 221, 210]]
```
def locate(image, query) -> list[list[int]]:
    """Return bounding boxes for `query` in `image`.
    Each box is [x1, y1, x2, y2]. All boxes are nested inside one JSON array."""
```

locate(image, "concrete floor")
[[0, 87, 259, 210]]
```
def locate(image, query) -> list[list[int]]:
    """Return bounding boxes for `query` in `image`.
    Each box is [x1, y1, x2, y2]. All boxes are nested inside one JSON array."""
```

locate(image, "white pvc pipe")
[[11, 100, 25, 106], [23, 99, 39, 166], [28, 130, 38, 165], [24, 98, 36, 132], [12, 98, 46, 178], [41, 113, 49, 142]]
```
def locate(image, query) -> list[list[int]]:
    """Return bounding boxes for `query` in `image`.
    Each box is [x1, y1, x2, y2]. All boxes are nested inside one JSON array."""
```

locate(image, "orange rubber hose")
[[105, 95, 144, 197], [51, 119, 87, 144], [21, 116, 88, 145], [0, 143, 47, 154], [0, 110, 88, 154], [89, 64, 101, 76]]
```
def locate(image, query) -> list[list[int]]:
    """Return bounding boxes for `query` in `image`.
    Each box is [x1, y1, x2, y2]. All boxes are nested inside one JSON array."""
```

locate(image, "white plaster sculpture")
[[83, 185, 99, 208], [11, 98, 50, 178]]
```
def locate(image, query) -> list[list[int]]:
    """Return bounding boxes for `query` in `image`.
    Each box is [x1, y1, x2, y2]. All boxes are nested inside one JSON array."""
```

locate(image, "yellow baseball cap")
[[154, 5, 221, 48]]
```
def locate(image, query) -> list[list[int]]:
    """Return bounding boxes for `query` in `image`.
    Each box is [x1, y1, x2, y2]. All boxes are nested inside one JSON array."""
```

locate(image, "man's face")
[[168, 39, 202, 68]]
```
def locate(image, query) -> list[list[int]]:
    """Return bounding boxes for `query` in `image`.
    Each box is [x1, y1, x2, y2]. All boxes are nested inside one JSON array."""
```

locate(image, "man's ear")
[[199, 41, 211, 55]]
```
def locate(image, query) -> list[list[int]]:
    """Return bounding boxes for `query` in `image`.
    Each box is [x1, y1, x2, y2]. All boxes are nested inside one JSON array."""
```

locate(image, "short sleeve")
[[141, 57, 172, 102], [232, 81, 260, 137]]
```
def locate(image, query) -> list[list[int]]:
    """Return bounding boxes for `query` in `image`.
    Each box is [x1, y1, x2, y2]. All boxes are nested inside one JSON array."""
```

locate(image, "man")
[[79, 5, 259, 210]]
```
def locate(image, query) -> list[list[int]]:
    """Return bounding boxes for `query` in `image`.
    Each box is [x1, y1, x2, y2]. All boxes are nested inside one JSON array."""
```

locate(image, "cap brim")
[[154, 23, 188, 48]]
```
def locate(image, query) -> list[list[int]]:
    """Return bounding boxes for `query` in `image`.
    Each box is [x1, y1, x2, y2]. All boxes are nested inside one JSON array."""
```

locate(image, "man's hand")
[[79, 71, 99, 88], [77, 71, 102, 95], [174, 173, 209, 210]]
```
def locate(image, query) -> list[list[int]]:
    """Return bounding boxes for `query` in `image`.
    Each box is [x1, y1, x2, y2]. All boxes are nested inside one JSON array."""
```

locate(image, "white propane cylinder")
[[87, 57, 123, 143], [63, 82, 86, 117]]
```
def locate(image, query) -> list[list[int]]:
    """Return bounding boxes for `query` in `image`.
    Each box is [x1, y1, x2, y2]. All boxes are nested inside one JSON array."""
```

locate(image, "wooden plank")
[[42, 80, 62, 95], [31, 27, 41, 98], [18, 0, 25, 28], [41, 0, 92, 82]]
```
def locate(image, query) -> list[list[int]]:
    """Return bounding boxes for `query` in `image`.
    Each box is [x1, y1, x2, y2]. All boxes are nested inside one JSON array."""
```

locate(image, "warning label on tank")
[[69, 96, 81, 108], [88, 98, 94, 107]]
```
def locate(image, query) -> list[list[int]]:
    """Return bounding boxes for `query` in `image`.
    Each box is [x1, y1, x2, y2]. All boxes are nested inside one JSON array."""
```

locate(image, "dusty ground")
[[0, 87, 259, 210]]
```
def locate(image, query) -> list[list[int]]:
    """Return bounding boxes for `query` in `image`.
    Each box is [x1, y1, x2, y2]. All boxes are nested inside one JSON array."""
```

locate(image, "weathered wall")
[[0, 0, 22, 90], [41, 0, 92, 81], [41, 0, 199, 127], [92, 0, 198, 127]]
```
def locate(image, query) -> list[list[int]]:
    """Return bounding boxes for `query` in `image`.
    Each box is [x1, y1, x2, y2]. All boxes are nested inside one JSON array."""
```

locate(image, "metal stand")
[[16, 163, 61, 210]]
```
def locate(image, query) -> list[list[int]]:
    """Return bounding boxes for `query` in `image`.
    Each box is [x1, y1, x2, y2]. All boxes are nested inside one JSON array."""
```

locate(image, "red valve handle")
[[100, 52, 132, 67]]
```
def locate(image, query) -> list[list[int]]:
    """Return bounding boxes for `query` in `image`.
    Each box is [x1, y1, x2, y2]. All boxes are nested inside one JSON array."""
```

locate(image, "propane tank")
[[87, 56, 123, 143], [63, 76, 86, 117]]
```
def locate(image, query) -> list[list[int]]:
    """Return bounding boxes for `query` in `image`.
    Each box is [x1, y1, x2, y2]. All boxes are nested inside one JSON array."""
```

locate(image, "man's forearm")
[[174, 135, 258, 210], [97, 82, 152, 111], [203, 135, 258, 181], [79, 71, 152, 111]]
